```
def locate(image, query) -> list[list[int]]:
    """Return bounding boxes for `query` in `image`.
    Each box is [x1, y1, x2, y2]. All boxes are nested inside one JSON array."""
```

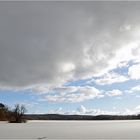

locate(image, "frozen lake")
[[0, 120, 140, 139]]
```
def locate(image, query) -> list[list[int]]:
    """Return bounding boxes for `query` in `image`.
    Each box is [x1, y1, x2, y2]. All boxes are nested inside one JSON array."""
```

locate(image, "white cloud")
[[48, 107, 64, 115], [48, 105, 140, 116], [35, 85, 125, 102], [121, 106, 140, 115], [128, 63, 140, 80], [108, 41, 140, 73], [126, 85, 140, 94], [94, 72, 128, 85], [135, 105, 140, 111], [60, 62, 75, 73], [48, 105, 120, 115], [77, 105, 119, 115], [117, 61, 129, 68], [41, 86, 103, 103], [32, 85, 50, 94], [131, 85, 140, 92], [77, 105, 87, 114], [106, 89, 122, 97], [134, 105, 140, 114]]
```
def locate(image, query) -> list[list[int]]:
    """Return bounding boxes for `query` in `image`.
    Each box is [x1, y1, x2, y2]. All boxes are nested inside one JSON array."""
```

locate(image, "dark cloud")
[[0, 1, 140, 89]]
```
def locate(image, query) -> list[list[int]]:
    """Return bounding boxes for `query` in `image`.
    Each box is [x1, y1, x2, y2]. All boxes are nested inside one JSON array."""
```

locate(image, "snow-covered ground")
[[0, 120, 140, 139]]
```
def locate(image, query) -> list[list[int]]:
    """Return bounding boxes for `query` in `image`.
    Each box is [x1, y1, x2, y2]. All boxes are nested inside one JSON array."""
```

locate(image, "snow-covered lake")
[[0, 120, 140, 139]]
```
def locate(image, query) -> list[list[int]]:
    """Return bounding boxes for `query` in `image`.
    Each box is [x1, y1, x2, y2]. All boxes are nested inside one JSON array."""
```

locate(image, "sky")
[[1, 1, 140, 115]]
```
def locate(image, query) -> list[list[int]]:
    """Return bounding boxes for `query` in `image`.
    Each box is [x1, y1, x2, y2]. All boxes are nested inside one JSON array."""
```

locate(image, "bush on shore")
[[0, 103, 27, 123]]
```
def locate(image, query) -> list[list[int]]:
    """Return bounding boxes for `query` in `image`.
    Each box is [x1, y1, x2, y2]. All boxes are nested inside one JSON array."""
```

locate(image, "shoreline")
[[1, 119, 140, 122], [17, 119, 140, 123]]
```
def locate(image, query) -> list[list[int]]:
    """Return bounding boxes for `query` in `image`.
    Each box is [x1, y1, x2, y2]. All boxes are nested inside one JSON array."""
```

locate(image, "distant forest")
[[26, 113, 140, 120], [1, 103, 140, 121]]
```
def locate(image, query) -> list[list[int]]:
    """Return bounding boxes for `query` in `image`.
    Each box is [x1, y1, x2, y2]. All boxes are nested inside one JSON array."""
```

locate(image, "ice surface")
[[0, 120, 140, 139]]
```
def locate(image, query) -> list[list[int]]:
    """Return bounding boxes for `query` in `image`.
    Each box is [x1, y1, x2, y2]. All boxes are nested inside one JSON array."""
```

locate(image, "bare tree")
[[10, 104, 27, 123]]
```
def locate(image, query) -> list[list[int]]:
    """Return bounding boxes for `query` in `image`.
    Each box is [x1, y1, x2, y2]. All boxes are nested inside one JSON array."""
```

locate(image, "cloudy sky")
[[1, 1, 140, 115]]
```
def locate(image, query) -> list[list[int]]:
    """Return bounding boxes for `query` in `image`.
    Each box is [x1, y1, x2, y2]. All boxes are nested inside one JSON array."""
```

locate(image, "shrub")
[[9, 104, 27, 123]]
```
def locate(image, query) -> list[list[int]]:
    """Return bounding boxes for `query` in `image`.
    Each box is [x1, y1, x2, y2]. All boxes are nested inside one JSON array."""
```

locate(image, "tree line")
[[0, 103, 27, 123], [26, 114, 140, 120], [1, 102, 140, 121]]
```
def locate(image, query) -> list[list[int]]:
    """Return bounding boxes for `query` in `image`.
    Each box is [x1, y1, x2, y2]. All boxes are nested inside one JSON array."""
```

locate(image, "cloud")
[[126, 84, 140, 94], [77, 105, 119, 115], [128, 63, 140, 80], [48, 105, 140, 115], [131, 85, 140, 92], [77, 105, 87, 114], [48, 105, 120, 115], [106, 89, 122, 97], [35, 85, 125, 102], [39, 86, 103, 103], [119, 24, 131, 32], [122, 106, 140, 115], [48, 107, 64, 115], [117, 61, 129, 68], [32, 85, 50, 94], [107, 41, 140, 73], [135, 105, 140, 111], [1, 2, 140, 89], [94, 72, 128, 85]]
